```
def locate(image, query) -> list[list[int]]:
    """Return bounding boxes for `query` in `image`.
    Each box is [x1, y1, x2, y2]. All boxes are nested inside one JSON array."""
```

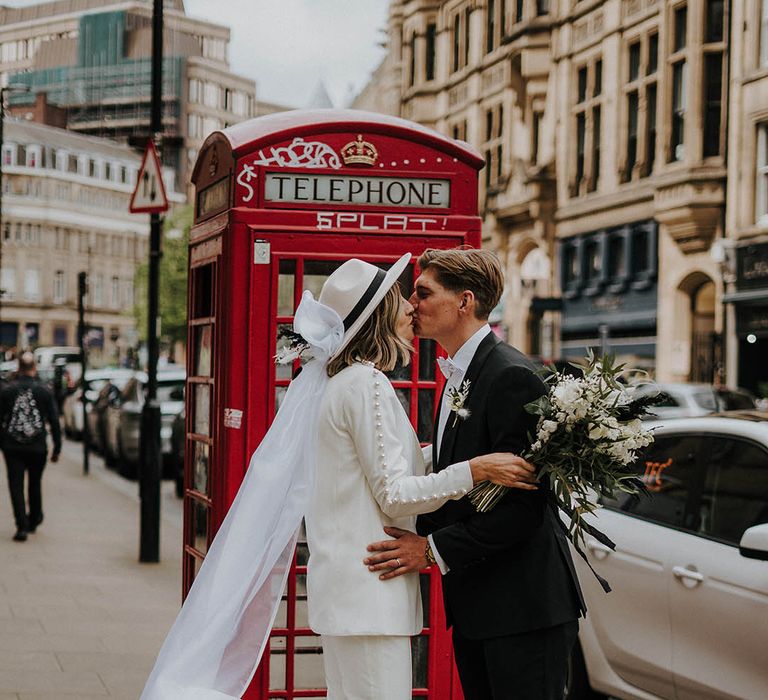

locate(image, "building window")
[[584, 239, 601, 286], [91, 274, 103, 307], [1, 268, 16, 301], [608, 235, 626, 280], [515, 0, 524, 23], [487, 0, 495, 53], [532, 110, 542, 165], [571, 57, 603, 196], [483, 104, 505, 189], [425, 23, 436, 81], [627, 92, 639, 176], [451, 6, 471, 73], [53, 270, 65, 304], [669, 4, 688, 162], [487, 0, 507, 52], [451, 119, 468, 141], [111, 276, 120, 308], [702, 2, 726, 158], [25, 270, 40, 302], [562, 243, 581, 293], [757, 122, 768, 225], [622, 30, 660, 181], [632, 228, 650, 274], [408, 33, 416, 87], [124, 279, 135, 307]]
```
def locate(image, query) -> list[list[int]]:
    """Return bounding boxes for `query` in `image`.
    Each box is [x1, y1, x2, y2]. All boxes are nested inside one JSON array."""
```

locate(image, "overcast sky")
[[4, 0, 391, 108]]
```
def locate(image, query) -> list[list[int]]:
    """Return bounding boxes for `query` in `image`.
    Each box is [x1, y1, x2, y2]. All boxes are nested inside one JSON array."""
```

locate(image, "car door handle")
[[587, 538, 612, 559], [672, 566, 704, 584]]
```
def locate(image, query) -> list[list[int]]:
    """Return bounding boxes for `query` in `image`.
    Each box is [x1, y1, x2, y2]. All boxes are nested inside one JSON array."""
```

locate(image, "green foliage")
[[133, 205, 191, 347]]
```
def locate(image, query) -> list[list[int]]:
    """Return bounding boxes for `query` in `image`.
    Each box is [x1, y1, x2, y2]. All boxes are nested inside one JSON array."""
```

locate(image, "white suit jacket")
[[305, 362, 473, 636]]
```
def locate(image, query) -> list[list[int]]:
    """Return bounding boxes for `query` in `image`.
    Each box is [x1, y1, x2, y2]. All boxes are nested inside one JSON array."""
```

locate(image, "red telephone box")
[[187, 110, 482, 699]]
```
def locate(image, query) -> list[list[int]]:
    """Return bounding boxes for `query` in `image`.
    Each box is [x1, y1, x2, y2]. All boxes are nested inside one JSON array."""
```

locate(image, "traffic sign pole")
[[138, 0, 165, 565]]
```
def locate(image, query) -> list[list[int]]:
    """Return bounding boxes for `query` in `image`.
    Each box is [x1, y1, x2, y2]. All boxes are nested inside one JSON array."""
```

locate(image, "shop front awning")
[[722, 289, 768, 304]]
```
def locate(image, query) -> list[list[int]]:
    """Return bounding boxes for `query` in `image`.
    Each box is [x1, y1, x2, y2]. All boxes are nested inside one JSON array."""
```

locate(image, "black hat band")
[[343, 268, 387, 331]]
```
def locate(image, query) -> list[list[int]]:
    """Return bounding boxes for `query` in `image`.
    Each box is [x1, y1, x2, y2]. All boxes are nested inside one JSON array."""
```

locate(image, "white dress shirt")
[[429, 324, 492, 574]]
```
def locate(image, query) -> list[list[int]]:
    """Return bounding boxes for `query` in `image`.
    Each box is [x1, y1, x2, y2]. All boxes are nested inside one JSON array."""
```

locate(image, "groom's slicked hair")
[[418, 247, 504, 320]]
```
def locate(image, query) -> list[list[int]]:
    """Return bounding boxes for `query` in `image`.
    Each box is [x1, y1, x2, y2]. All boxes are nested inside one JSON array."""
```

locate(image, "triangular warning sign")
[[129, 140, 169, 214]]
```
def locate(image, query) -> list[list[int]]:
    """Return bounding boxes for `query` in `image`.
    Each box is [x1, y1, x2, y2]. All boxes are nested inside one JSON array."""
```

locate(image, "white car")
[[568, 413, 768, 700], [61, 368, 135, 438], [632, 382, 757, 420]]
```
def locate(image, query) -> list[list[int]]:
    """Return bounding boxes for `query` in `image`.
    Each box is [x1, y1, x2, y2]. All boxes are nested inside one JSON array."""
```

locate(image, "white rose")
[[542, 420, 558, 434]]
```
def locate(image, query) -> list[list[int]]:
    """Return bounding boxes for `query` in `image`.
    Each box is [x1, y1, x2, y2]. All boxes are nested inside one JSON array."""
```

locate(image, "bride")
[[141, 253, 536, 700]]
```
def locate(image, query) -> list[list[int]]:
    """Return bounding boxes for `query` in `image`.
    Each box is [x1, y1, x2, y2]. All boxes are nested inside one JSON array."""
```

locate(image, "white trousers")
[[321, 635, 411, 700]]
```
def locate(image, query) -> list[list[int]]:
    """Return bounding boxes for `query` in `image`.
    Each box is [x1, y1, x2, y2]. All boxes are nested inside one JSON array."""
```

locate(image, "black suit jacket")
[[417, 332, 585, 639]]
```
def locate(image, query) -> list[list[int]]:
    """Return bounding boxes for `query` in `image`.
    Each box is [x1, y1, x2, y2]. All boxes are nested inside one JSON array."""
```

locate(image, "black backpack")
[[5, 387, 45, 443]]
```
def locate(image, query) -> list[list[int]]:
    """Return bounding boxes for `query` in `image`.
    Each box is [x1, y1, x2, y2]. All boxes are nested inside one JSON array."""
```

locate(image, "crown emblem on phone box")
[[341, 134, 379, 166]]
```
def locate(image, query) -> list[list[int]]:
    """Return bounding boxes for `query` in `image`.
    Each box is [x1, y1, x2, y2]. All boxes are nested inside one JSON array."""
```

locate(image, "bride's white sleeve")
[[343, 370, 472, 518]]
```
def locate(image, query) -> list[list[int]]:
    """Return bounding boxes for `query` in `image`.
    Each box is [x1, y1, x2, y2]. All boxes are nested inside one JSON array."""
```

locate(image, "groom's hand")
[[364, 527, 427, 580]]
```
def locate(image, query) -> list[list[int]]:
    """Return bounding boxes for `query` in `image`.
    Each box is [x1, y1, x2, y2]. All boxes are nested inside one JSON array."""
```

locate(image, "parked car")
[[62, 368, 135, 439], [632, 382, 758, 420], [105, 366, 186, 479], [33, 345, 82, 386], [567, 414, 768, 700], [88, 373, 134, 454]]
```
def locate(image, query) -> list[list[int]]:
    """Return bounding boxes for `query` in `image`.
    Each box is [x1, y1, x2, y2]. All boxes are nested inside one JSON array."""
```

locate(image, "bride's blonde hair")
[[327, 284, 412, 378]]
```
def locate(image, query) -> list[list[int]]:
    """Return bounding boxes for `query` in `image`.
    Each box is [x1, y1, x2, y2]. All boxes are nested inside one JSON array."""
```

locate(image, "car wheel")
[[564, 641, 604, 700]]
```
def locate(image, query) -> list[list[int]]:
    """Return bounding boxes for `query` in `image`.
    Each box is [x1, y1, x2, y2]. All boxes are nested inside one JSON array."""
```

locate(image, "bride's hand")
[[468, 453, 538, 490]]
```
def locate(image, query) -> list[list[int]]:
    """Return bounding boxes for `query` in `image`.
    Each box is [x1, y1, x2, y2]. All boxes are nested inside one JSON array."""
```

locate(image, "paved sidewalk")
[[0, 439, 183, 699]]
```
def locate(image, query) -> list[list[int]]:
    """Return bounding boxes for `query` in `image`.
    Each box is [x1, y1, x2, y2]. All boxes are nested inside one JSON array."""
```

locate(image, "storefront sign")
[[736, 306, 768, 334], [264, 173, 450, 209], [737, 242, 768, 291]]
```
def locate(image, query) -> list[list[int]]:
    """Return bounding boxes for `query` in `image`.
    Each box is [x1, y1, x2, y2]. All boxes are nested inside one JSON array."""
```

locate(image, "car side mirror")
[[739, 523, 768, 561]]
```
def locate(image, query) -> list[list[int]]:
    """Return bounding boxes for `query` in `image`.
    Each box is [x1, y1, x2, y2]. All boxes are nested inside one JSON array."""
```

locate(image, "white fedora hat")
[[319, 253, 411, 359]]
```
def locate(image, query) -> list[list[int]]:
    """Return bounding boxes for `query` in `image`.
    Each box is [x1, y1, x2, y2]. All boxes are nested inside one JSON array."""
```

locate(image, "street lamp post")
[[0, 83, 31, 352]]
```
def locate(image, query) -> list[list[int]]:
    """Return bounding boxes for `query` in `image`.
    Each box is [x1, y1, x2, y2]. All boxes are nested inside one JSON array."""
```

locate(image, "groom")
[[365, 248, 586, 700]]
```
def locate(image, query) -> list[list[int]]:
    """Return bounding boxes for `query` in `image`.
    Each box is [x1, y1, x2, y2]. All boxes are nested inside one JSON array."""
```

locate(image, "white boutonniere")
[[447, 380, 471, 427]]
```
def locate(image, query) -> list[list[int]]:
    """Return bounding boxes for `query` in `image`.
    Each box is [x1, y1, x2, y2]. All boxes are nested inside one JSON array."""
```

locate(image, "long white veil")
[[141, 291, 344, 700]]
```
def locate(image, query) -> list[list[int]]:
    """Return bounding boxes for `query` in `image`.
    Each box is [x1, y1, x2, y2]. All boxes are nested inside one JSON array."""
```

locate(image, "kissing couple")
[[141, 247, 585, 700]]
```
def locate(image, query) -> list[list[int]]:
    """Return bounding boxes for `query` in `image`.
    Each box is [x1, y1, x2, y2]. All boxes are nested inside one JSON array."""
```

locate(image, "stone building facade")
[[0, 118, 184, 361], [0, 0, 257, 188], [357, 0, 734, 384]]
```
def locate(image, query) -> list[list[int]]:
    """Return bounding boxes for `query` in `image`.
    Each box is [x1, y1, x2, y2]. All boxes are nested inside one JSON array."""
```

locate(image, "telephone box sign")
[[264, 172, 451, 208]]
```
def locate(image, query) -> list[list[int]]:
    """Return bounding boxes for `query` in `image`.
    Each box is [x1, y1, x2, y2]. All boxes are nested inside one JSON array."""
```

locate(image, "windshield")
[[692, 390, 718, 411]]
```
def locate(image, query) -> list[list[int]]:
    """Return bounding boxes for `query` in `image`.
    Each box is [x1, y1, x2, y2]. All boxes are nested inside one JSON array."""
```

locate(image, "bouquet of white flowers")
[[467, 352, 659, 564]]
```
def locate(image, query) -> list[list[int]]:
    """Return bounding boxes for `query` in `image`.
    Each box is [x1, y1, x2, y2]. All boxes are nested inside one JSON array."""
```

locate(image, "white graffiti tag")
[[237, 138, 342, 203]]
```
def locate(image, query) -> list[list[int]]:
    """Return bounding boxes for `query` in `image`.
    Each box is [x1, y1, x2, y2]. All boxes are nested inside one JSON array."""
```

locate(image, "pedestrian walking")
[[0, 352, 61, 542]]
